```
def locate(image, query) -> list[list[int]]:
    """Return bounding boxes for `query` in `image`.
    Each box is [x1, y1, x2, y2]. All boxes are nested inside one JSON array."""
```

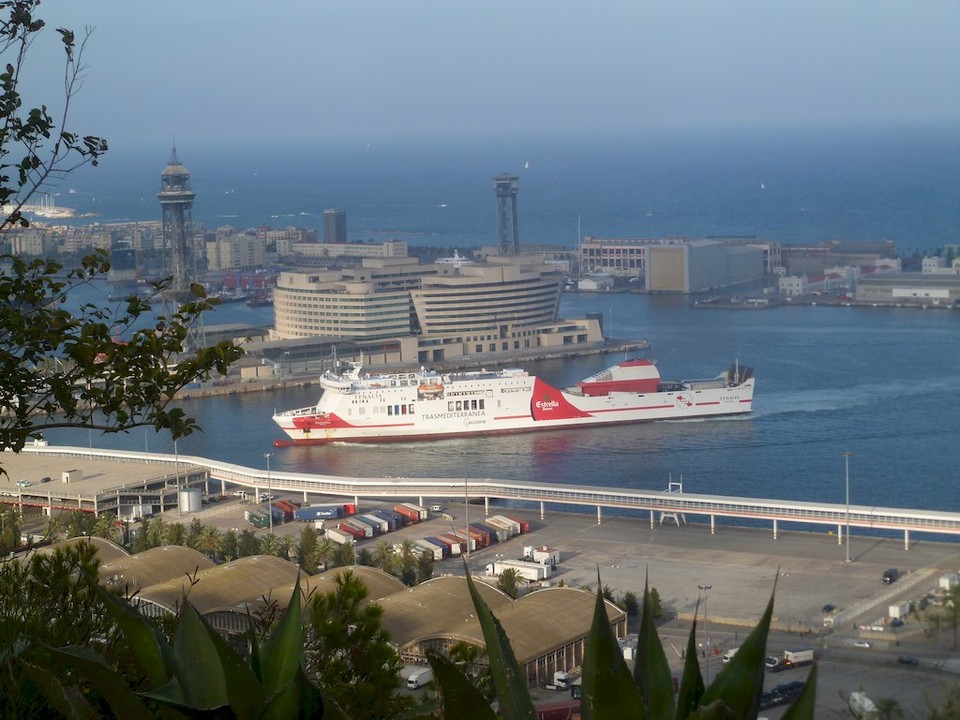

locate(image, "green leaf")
[[17, 658, 97, 720], [462, 561, 537, 720], [169, 599, 230, 710], [633, 571, 675, 720], [258, 666, 329, 720], [780, 663, 817, 720], [426, 650, 498, 720], [91, 578, 170, 688], [581, 569, 643, 720], [260, 573, 305, 698], [47, 645, 155, 720], [699, 581, 775, 718], [675, 614, 705, 720], [202, 607, 269, 718]]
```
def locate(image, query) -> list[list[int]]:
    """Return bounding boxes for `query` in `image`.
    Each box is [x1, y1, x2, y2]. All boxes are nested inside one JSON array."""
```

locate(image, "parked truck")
[[394, 504, 421, 525], [406, 668, 433, 690], [373, 509, 402, 531], [325, 527, 354, 546], [244, 510, 270, 529], [294, 505, 344, 522], [400, 502, 428, 521]]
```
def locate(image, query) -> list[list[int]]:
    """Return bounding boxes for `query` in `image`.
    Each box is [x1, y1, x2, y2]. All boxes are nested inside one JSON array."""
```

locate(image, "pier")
[[6, 446, 959, 551]]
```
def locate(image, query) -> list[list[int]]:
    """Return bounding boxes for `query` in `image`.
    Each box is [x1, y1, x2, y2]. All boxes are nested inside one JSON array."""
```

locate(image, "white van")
[[722, 647, 740, 664]]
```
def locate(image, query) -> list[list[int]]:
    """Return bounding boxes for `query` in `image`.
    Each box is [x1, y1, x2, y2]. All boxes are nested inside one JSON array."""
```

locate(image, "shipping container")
[[343, 502, 357, 515], [483, 515, 520, 538], [293, 505, 344, 522], [394, 504, 421, 524], [263, 505, 284, 524], [336, 522, 368, 540], [373, 509, 402, 531], [244, 510, 270, 529], [450, 529, 478, 552], [415, 540, 444, 561], [423, 536, 452, 558], [351, 516, 381, 536], [467, 524, 492, 547], [401, 502, 429, 521], [487, 515, 520, 537], [473, 521, 507, 543], [342, 517, 374, 538], [437, 533, 465, 555], [360, 514, 389, 534], [500, 514, 530, 534], [325, 527, 355, 546]]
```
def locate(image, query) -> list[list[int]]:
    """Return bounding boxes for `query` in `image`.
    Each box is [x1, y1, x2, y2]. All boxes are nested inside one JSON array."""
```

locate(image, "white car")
[[852, 640, 871, 649], [16, 479, 31, 487]]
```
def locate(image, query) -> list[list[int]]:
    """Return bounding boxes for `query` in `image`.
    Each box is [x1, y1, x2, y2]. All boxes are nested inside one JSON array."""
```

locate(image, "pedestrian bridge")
[[23, 446, 960, 550]]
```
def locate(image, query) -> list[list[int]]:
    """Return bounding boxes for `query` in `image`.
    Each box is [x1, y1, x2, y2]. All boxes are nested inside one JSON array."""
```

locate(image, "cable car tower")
[[158, 145, 204, 350]]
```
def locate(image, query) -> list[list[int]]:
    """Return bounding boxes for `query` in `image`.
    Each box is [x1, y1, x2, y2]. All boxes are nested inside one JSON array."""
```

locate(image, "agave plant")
[[20, 576, 347, 719]]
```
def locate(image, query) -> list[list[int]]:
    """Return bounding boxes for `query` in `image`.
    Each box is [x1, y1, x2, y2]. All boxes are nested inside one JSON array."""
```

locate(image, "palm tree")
[[496, 568, 522, 599], [313, 538, 335, 572], [45, 513, 66, 542], [90, 515, 118, 543], [166, 522, 187, 546], [332, 542, 355, 568], [147, 517, 167, 548], [260, 533, 281, 558], [277, 534, 297, 562], [194, 525, 223, 561], [372, 540, 396, 574], [397, 539, 417, 574]]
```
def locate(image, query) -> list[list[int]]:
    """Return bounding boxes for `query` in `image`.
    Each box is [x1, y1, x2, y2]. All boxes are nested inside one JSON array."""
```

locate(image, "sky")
[[18, 1, 960, 152]]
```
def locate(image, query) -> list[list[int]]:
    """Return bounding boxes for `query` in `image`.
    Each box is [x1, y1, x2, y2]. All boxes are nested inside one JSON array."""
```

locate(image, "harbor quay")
[[4, 446, 959, 715]]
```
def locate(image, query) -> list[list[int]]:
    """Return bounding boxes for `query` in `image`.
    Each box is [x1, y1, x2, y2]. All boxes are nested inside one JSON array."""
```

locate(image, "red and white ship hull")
[[272, 359, 754, 445]]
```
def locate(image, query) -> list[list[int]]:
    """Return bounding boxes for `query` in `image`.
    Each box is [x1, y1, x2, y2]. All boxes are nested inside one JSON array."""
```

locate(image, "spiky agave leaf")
[[426, 649, 498, 720], [779, 663, 817, 720], [675, 606, 705, 720], [581, 568, 643, 720], [462, 561, 537, 720], [259, 573, 306, 700], [90, 579, 171, 688], [698, 579, 776, 718], [633, 570, 675, 720], [44, 645, 155, 720], [18, 658, 100, 720]]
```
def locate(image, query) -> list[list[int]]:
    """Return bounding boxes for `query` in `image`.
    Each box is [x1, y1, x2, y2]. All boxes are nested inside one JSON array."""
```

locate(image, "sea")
[[40, 125, 960, 522]]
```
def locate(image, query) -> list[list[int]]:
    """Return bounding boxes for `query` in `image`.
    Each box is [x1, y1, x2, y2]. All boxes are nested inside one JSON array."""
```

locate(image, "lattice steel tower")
[[158, 146, 202, 349], [494, 173, 520, 255]]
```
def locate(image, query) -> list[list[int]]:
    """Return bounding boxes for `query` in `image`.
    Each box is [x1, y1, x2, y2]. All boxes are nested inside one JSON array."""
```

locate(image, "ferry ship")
[[272, 358, 754, 445]]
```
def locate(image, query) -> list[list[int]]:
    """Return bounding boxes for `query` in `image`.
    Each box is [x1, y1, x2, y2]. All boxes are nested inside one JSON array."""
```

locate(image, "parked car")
[[821, 603, 835, 613], [765, 656, 780, 669], [853, 640, 871, 649], [16, 479, 31, 487], [890, 618, 904, 627], [39, 476, 51, 483], [897, 655, 919, 665]]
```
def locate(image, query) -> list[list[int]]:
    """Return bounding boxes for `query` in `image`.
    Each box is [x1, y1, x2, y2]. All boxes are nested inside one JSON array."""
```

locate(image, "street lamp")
[[174, 439, 181, 517], [844, 451, 852, 563], [264, 452, 273, 534], [698, 583, 712, 684]]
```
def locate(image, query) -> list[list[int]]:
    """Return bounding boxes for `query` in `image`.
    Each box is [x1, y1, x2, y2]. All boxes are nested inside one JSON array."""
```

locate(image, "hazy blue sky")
[[24, 1, 960, 151]]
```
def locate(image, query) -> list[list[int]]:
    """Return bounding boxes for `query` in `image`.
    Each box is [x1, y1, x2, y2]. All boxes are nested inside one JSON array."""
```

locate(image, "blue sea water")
[[62, 124, 960, 254], [42, 126, 960, 518]]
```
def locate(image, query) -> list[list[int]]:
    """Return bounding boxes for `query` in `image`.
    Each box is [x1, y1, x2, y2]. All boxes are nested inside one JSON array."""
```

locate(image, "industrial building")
[[43, 538, 625, 688], [272, 254, 602, 364], [645, 240, 764, 293], [855, 273, 960, 307]]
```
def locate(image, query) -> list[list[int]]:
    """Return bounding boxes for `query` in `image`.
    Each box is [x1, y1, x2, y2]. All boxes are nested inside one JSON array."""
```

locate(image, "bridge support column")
[[354, 494, 359, 509], [773, 518, 778, 540], [837, 523, 843, 545], [710, 515, 715, 535], [650, 509, 655, 529], [904, 529, 910, 551], [597, 506, 602, 525], [540, 501, 544, 521], [303, 491, 308, 504]]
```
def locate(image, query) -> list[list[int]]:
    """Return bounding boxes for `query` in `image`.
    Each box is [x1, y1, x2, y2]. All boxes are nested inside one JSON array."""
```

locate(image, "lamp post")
[[698, 583, 712, 684], [264, 452, 273, 534], [844, 451, 852, 563], [174, 439, 181, 517]]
